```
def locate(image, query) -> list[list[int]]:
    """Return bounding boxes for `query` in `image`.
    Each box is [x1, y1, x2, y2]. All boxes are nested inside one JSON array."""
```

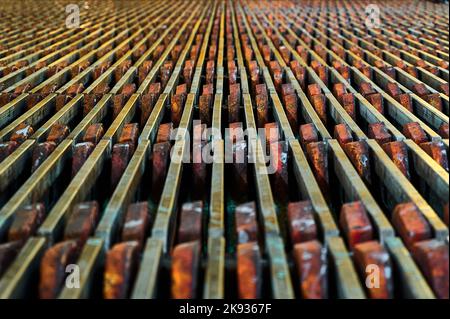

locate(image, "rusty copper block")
[[171, 241, 200, 299], [354, 241, 393, 299], [293, 240, 327, 299], [394, 93, 413, 112], [93, 61, 111, 80], [0, 141, 19, 163], [7, 203, 45, 243], [111, 142, 133, 189], [359, 82, 376, 97], [114, 60, 132, 83], [118, 123, 139, 151], [206, 60, 215, 84], [83, 123, 104, 145], [262, 45, 272, 63], [381, 66, 396, 79], [208, 45, 217, 60], [139, 82, 161, 124], [67, 83, 84, 97], [64, 201, 99, 248], [171, 94, 185, 128], [365, 93, 384, 114], [283, 93, 298, 130], [71, 60, 90, 78], [13, 83, 32, 96], [438, 61, 449, 70], [154, 44, 166, 61], [190, 45, 199, 61], [0, 241, 22, 277], [55, 95, 70, 111], [337, 93, 356, 120], [10, 123, 34, 144], [340, 201, 373, 249], [249, 64, 260, 92], [156, 123, 173, 144], [307, 83, 322, 98], [287, 201, 316, 244], [172, 44, 182, 61], [281, 84, 295, 102], [97, 44, 113, 59], [244, 46, 253, 63], [93, 83, 110, 97], [26, 93, 44, 110], [46, 61, 68, 77], [402, 122, 428, 145], [113, 94, 126, 119], [256, 94, 268, 128], [368, 122, 392, 145], [315, 65, 328, 85], [203, 83, 214, 96], [412, 240, 449, 299], [438, 123, 449, 138], [139, 94, 154, 128], [183, 60, 194, 88], [332, 83, 347, 98], [306, 142, 329, 193], [228, 84, 241, 123], [229, 122, 244, 144], [270, 61, 283, 92], [299, 123, 319, 150], [121, 83, 136, 97], [392, 202, 431, 250], [83, 92, 105, 116], [412, 83, 429, 96], [72, 142, 95, 177], [178, 201, 203, 244], [151, 142, 171, 201], [237, 242, 262, 299], [199, 94, 212, 126], [148, 82, 162, 97], [374, 60, 385, 69], [176, 84, 187, 97], [419, 141, 449, 171], [138, 60, 153, 85], [279, 46, 291, 64], [46, 124, 70, 145], [344, 141, 371, 184], [439, 83, 449, 96], [422, 93, 442, 111], [104, 241, 140, 299], [160, 61, 173, 88], [31, 141, 56, 173], [121, 202, 149, 250], [382, 141, 411, 179], [310, 94, 327, 125], [386, 82, 401, 97], [296, 46, 309, 62], [290, 61, 306, 89], [39, 240, 79, 299], [334, 123, 353, 147], [116, 44, 130, 59], [132, 43, 147, 61], [228, 61, 237, 85]]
